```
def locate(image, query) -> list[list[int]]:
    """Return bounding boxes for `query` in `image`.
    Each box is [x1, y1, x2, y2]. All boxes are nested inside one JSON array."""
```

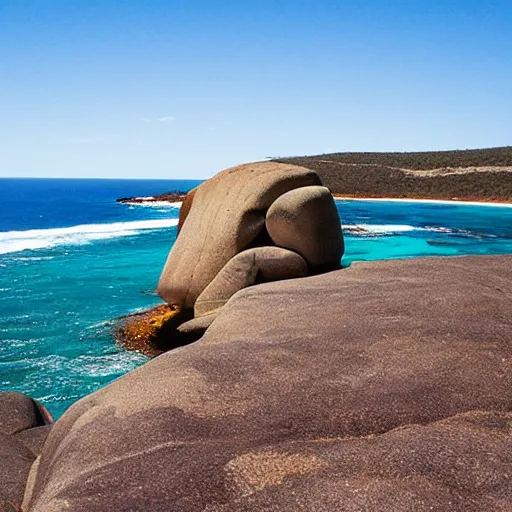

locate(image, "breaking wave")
[[356, 224, 417, 233], [0, 219, 179, 255], [345, 224, 419, 235]]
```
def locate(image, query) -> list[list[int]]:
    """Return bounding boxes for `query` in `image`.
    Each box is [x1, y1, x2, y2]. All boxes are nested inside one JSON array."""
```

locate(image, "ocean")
[[1, 178, 511, 418]]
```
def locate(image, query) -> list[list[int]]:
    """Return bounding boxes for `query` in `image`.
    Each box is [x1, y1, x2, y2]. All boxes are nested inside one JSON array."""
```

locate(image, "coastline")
[[6, 164, 512, 509], [120, 193, 512, 208], [332, 194, 512, 207]]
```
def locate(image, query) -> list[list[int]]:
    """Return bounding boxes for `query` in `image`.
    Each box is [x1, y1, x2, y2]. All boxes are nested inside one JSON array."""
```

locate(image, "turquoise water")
[[0, 179, 511, 418], [340, 199, 512, 264]]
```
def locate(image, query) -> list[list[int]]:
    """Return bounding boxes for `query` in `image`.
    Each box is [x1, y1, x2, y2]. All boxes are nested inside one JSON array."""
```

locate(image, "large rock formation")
[[116, 162, 344, 356], [157, 161, 341, 310], [194, 246, 308, 317], [21, 255, 512, 511], [155, 162, 344, 346], [266, 185, 344, 271]]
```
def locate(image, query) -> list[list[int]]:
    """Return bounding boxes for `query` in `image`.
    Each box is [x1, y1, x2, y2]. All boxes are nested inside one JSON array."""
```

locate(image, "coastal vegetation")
[[274, 146, 512, 201]]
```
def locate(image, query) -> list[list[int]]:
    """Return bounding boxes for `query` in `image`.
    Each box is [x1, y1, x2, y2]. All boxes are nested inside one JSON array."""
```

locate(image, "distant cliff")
[[274, 146, 512, 201]]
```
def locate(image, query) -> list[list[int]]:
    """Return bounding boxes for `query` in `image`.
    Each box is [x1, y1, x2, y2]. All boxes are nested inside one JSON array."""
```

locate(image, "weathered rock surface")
[[157, 161, 321, 308], [22, 255, 512, 511], [0, 392, 51, 436], [114, 304, 192, 357], [266, 185, 344, 271], [0, 393, 52, 512], [1, 433, 36, 511], [195, 246, 308, 317], [177, 311, 220, 341], [14, 425, 52, 456], [177, 186, 197, 232]]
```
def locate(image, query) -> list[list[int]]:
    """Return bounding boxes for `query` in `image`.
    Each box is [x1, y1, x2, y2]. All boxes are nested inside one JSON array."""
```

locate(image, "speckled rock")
[[23, 256, 512, 511], [0, 392, 52, 435]]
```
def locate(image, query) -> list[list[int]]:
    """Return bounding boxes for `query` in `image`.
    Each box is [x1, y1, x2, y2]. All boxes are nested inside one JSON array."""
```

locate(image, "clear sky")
[[1, 1, 511, 179]]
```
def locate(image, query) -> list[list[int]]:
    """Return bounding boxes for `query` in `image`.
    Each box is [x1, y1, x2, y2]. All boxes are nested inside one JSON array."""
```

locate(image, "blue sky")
[[1, 1, 511, 179]]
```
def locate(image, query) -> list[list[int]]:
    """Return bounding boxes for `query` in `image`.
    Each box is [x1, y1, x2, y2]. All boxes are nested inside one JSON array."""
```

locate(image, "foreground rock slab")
[[24, 256, 512, 511]]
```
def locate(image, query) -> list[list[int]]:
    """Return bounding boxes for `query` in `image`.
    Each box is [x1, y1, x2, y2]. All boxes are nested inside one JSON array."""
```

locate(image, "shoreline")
[[332, 194, 512, 208], [116, 192, 187, 205], [120, 193, 512, 209]]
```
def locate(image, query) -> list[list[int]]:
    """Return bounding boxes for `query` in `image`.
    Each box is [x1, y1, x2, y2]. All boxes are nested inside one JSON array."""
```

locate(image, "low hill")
[[274, 146, 512, 201]]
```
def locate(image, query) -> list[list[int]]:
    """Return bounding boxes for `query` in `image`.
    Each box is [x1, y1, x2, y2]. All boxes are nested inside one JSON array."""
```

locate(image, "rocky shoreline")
[[8, 254, 512, 512], [116, 148, 512, 206], [114, 304, 191, 357], [3, 159, 512, 511], [116, 191, 187, 204], [118, 191, 512, 208]]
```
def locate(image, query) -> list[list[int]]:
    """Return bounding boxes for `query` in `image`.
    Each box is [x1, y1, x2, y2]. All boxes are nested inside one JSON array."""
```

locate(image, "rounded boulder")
[[0, 392, 52, 436], [266, 185, 344, 271], [194, 246, 308, 317]]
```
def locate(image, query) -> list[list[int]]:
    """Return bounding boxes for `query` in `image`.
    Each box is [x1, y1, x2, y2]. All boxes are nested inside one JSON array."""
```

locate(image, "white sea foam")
[[350, 224, 418, 234], [12, 256, 55, 262], [0, 219, 179, 255], [345, 223, 489, 238], [124, 200, 182, 208], [70, 352, 147, 377]]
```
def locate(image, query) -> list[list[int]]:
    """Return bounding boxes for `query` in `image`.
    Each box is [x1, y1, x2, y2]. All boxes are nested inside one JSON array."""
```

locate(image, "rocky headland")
[[2, 159, 512, 511], [116, 191, 187, 204]]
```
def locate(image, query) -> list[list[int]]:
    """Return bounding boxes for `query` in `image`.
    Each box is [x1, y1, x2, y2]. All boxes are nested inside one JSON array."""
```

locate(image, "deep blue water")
[[0, 179, 511, 418]]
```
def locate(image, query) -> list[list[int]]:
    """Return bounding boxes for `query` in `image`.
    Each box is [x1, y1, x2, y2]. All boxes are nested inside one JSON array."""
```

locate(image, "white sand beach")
[[333, 196, 512, 208]]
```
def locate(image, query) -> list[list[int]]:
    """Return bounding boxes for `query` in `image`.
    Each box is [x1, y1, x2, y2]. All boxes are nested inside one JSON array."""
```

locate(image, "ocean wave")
[[346, 224, 418, 234], [12, 256, 56, 262], [360, 223, 417, 233], [344, 223, 496, 239], [0, 219, 179, 255]]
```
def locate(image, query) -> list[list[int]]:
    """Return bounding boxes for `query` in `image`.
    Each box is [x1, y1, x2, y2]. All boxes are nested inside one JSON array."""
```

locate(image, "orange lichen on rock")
[[114, 304, 192, 357]]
